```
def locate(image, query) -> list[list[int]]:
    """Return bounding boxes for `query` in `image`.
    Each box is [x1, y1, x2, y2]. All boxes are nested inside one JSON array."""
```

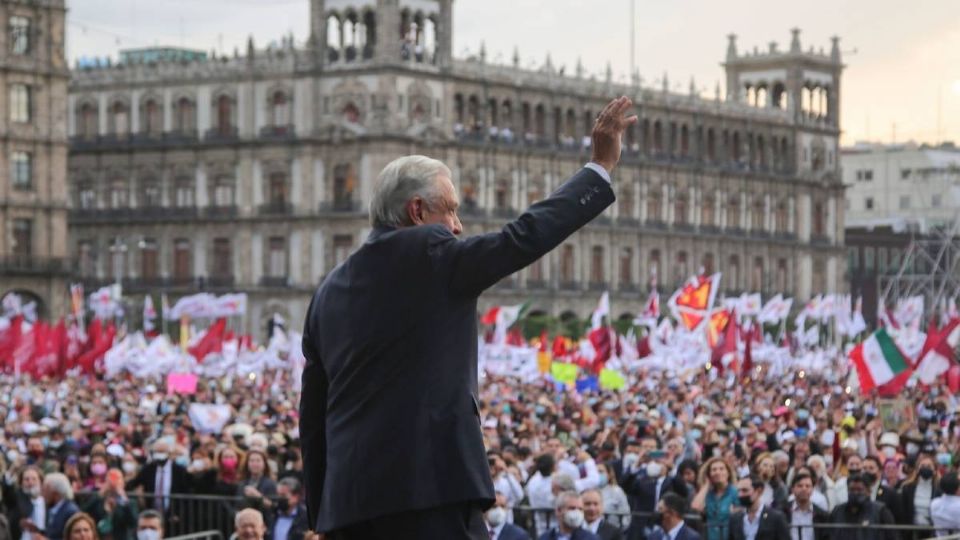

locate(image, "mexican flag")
[[849, 328, 909, 392]]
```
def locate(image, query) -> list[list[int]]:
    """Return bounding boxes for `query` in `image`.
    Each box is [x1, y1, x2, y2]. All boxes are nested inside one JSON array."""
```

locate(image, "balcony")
[[645, 220, 668, 230], [259, 125, 296, 140], [70, 130, 200, 150], [204, 127, 239, 142], [203, 275, 236, 289], [774, 231, 797, 242], [318, 200, 363, 214], [203, 205, 238, 218], [491, 207, 517, 219], [699, 224, 722, 234], [811, 234, 832, 246], [588, 282, 607, 291], [258, 202, 293, 215], [558, 281, 580, 291], [616, 217, 641, 227], [750, 229, 772, 240], [592, 215, 612, 226], [0, 255, 71, 275], [259, 275, 289, 288], [459, 204, 486, 218], [619, 283, 639, 293], [526, 279, 548, 290], [673, 222, 696, 233]]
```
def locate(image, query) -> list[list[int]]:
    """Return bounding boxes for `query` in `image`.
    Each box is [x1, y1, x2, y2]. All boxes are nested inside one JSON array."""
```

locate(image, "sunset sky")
[[68, 0, 960, 146]]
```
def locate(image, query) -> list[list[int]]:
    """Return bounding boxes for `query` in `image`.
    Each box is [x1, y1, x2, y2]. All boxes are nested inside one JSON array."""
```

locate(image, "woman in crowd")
[[900, 454, 941, 532], [82, 454, 110, 492], [597, 462, 631, 529], [1, 465, 45, 540], [236, 449, 277, 517], [753, 451, 789, 511], [80, 468, 137, 540], [64, 512, 99, 540], [691, 457, 738, 540]]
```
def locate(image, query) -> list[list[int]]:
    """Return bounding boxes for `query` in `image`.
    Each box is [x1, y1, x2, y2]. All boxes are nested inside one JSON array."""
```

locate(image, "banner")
[[188, 403, 233, 434]]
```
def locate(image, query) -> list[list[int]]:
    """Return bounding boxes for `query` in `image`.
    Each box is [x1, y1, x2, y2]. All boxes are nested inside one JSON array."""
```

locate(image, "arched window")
[[143, 99, 162, 136], [647, 187, 662, 222], [727, 195, 741, 229], [702, 253, 715, 275], [326, 15, 341, 62], [560, 245, 576, 285], [590, 245, 605, 285], [679, 125, 689, 157], [701, 196, 715, 227], [675, 194, 688, 225], [706, 128, 716, 161], [728, 255, 740, 290], [78, 102, 98, 139], [342, 102, 360, 124], [271, 91, 290, 129], [751, 257, 764, 292], [652, 121, 663, 154], [216, 95, 234, 136], [751, 198, 765, 230], [333, 164, 356, 210], [649, 249, 661, 279], [111, 101, 129, 137], [175, 97, 195, 134]]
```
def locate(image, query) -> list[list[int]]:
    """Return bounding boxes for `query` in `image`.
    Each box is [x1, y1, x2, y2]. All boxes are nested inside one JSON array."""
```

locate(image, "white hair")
[[234, 508, 264, 529], [369, 155, 451, 228], [555, 490, 581, 510], [44, 472, 73, 501]]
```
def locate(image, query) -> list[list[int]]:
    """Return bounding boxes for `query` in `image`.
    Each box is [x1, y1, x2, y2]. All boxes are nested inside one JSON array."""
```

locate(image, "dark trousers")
[[327, 502, 487, 540]]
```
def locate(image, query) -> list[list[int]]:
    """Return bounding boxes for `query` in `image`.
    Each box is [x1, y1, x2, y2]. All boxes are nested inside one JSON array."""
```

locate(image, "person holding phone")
[[81, 468, 137, 540]]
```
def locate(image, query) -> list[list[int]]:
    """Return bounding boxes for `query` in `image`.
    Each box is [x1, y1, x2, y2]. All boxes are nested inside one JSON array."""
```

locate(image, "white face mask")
[[882, 446, 897, 459], [624, 453, 639, 466], [137, 529, 160, 540], [485, 507, 506, 527], [563, 509, 585, 529], [646, 462, 663, 478]]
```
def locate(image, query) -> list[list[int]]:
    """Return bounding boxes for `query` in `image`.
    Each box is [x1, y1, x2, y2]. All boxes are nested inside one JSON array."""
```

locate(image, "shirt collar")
[[667, 521, 685, 539], [792, 500, 813, 512], [367, 226, 397, 242]]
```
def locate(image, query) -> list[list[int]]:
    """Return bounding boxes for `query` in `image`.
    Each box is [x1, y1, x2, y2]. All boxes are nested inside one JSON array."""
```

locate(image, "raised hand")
[[590, 96, 638, 174]]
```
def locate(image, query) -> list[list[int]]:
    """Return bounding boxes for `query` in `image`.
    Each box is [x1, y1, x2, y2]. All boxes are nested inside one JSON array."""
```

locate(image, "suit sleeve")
[[774, 511, 791, 539], [429, 167, 615, 298], [299, 322, 328, 533]]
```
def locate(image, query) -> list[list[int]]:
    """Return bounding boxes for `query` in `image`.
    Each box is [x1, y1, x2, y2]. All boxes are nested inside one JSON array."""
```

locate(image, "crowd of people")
[[1, 362, 959, 540]]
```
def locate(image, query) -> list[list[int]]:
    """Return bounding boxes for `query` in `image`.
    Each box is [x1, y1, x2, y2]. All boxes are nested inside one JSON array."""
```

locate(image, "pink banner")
[[167, 372, 198, 395]]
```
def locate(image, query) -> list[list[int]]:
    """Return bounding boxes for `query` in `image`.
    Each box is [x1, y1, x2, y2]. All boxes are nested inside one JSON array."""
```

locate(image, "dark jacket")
[[300, 166, 615, 532], [497, 522, 533, 540], [785, 503, 830, 540], [727, 506, 790, 540], [899, 479, 940, 526], [1, 479, 37, 540], [538, 528, 601, 540], [873, 484, 903, 524], [593, 519, 624, 540], [124, 461, 194, 503], [828, 501, 897, 540], [45, 499, 80, 540], [81, 494, 138, 540], [646, 523, 702, 540], [268, 503, 310, 540]]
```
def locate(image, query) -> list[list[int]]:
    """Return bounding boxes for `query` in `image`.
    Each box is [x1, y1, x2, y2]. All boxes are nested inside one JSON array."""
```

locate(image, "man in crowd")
[[484, 493, 531, 540], [861, 456, 902, 523], [270, 477, 309, 540], [235, 509, 267, 540], [727, 475, 790, 540], [648, 493, 700, 540], [786, 473, 829, 540], [581, 490, 622, 540], [39, 473, 79, 540], [827, 475, 896, 540], [538, 492, 598, 540], [931, 472, 960, 536], [135, 510, 164, 540]]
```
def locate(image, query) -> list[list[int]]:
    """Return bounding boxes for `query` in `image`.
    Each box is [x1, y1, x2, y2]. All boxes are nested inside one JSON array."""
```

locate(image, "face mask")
[[221, 457, 238, 470], [486, 506, 506, 527], [848, 493, 867, 507], [563, 509, 585, 529], [937, 453, 952, 466], [646, 462, 663, 478], [905, 443, 919, 456], [277, 498, 290, 513], [122, 462, 137, 474], [862, 472, 877, 486], [152, 452, 168, 463], [137, 529, 160, 540], [882, 447, 897, 459], [690, 429, 702, 440], [91, 463, 107, 476], [738, 495, 753, 507], [175, 456, 189, 468], [918, 467, 934, 480], [624, 453, 639, 466], [597, 473, 608, 486]]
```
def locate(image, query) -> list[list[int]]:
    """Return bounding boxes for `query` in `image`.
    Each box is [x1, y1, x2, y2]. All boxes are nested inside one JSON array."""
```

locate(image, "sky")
[[67, 0, 960, 146]]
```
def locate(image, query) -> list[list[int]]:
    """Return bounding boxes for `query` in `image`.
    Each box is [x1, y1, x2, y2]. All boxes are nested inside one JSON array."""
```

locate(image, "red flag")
[[0, 316, 23, 372], [637, 335, 652, 358], [75, 320, 115, 374], [12, 320, 36, 377], [552, 335, 568, 358], [711, 312, 739, 375], [188, 318, 228, 362], [538, 330, 548, 353], [741, 324, 754, 380], [31, 321, 63, 379], [505, 328, 525, 347], [588, 327, 612, 374], [480, 306, 500, 326]]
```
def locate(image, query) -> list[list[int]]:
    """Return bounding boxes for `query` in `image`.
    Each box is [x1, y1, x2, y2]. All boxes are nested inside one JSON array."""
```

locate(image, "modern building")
[[67, 0, 847, 334], [0, 0, 70, 318], [843, 141, 960, 231]]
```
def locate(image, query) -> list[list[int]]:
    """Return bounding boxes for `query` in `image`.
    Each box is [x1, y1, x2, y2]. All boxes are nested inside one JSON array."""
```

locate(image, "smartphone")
[[648, 450, 667, 459]]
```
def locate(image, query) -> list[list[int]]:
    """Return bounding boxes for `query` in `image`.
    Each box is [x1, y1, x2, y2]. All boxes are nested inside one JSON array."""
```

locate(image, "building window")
[[813, 203, 825, 236], [143, 99, 162, 136], [647, 188, 662, 221], [865, 197, 874, 210], [173, 239, 191, 280], [141, 181, 161, 207], [751, 199, 764, 230], [79, 240, 95, 277], [212, 238, 231, 278], [899, 195, 910, 210], [268, 173, 287, 205], [618, 187, 634, 218], [332, 164, 355, 209], [675, 251, 688, 284], [776, 259, 788, 291], [78, 103, 98, 139], [864, 247, 876, 271], [620, 247, 633, 287], [674, 195, 688, 225], [109, 180, 128, 208], [649, 249, 661, 279], [856, 169, 874, 181], [702, 197, 715, 227], [560, 245, 575, 284], [216, 95, 234, 136], [775, 202, 788, 233], [702, 252, 715, 275], [11, 218, 32, 257], [11, 151, 32, 190], [878, 248, 889, 273], [9, 84, 30, 123], [175, 98, 195, 133], [727, 196, 741, 229], [175, 178, 194, 208], [79, 184, 97, 209], [847, 247, 859, 271], [728, 255, 740, 290], [901, 169, 911, 180], [751, 257, 764, 291], [9, 16, 30, 55], [590, 245, 605, 285], [111, 101, 129, 136], [140, 238, 158, 280], [932, 194, 941, 208], [268, 237, 287, 277], [271, 91, 290, 128], [528, 258, 543, 283], [494, 182, 509, 210], [333, 234, 353, 266], [214, 179, 234, 207]]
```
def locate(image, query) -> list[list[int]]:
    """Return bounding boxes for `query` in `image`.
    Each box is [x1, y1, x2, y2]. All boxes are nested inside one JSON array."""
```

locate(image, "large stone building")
[[1, 0, 70, 318], [67, 0, 846, 334]]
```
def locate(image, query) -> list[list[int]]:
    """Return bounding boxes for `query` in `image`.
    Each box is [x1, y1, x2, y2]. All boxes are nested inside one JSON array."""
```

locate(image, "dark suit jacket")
[[594, 519, 624, 540], [497, 522, 533, 540], [45, 500, 80, 540], [538, 528, 601, 540], [874, 484, 903, 524], [785, 503, 830, 540], [269, 504, 310, 540], [899, 480, 940, 525], [125, 461, 194, 512], [1, 480, 36, 540], [300, 167, 615, 532], [727, 506, 790, 540], [646, 523, 702, 540]]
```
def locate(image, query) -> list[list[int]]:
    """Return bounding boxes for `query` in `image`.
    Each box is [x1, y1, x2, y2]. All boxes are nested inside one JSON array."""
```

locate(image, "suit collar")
[[368, 225, 397, 241]]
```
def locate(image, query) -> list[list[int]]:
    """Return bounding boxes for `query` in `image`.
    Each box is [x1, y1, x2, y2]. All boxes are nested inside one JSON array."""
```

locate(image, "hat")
[[106, 444, 125, 458], [780, 431, 796, 443], [878, 432, 900, 448], [840, 416, 856, 429], [841, 438, 859, 452], [226, 423, 254, 441], [482, 418, 498, 430]]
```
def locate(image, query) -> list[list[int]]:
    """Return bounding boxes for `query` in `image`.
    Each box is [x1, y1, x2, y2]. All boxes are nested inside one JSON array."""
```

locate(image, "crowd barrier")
[[73, 493, 958, 540]]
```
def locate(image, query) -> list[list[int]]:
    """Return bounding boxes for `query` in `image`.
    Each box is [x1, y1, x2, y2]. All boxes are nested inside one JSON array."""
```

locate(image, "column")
[[291, 158, 303, 211], [195, 165, 208, 208], [289, 230, 303, 285], [311, 230, 325, 283], [250, 233, 263, 284]]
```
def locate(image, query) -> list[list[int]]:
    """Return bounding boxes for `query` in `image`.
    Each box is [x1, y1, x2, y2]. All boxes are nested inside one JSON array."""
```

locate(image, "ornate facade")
[[0, 0, 70, 318], [67, 0, 846, 334]]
